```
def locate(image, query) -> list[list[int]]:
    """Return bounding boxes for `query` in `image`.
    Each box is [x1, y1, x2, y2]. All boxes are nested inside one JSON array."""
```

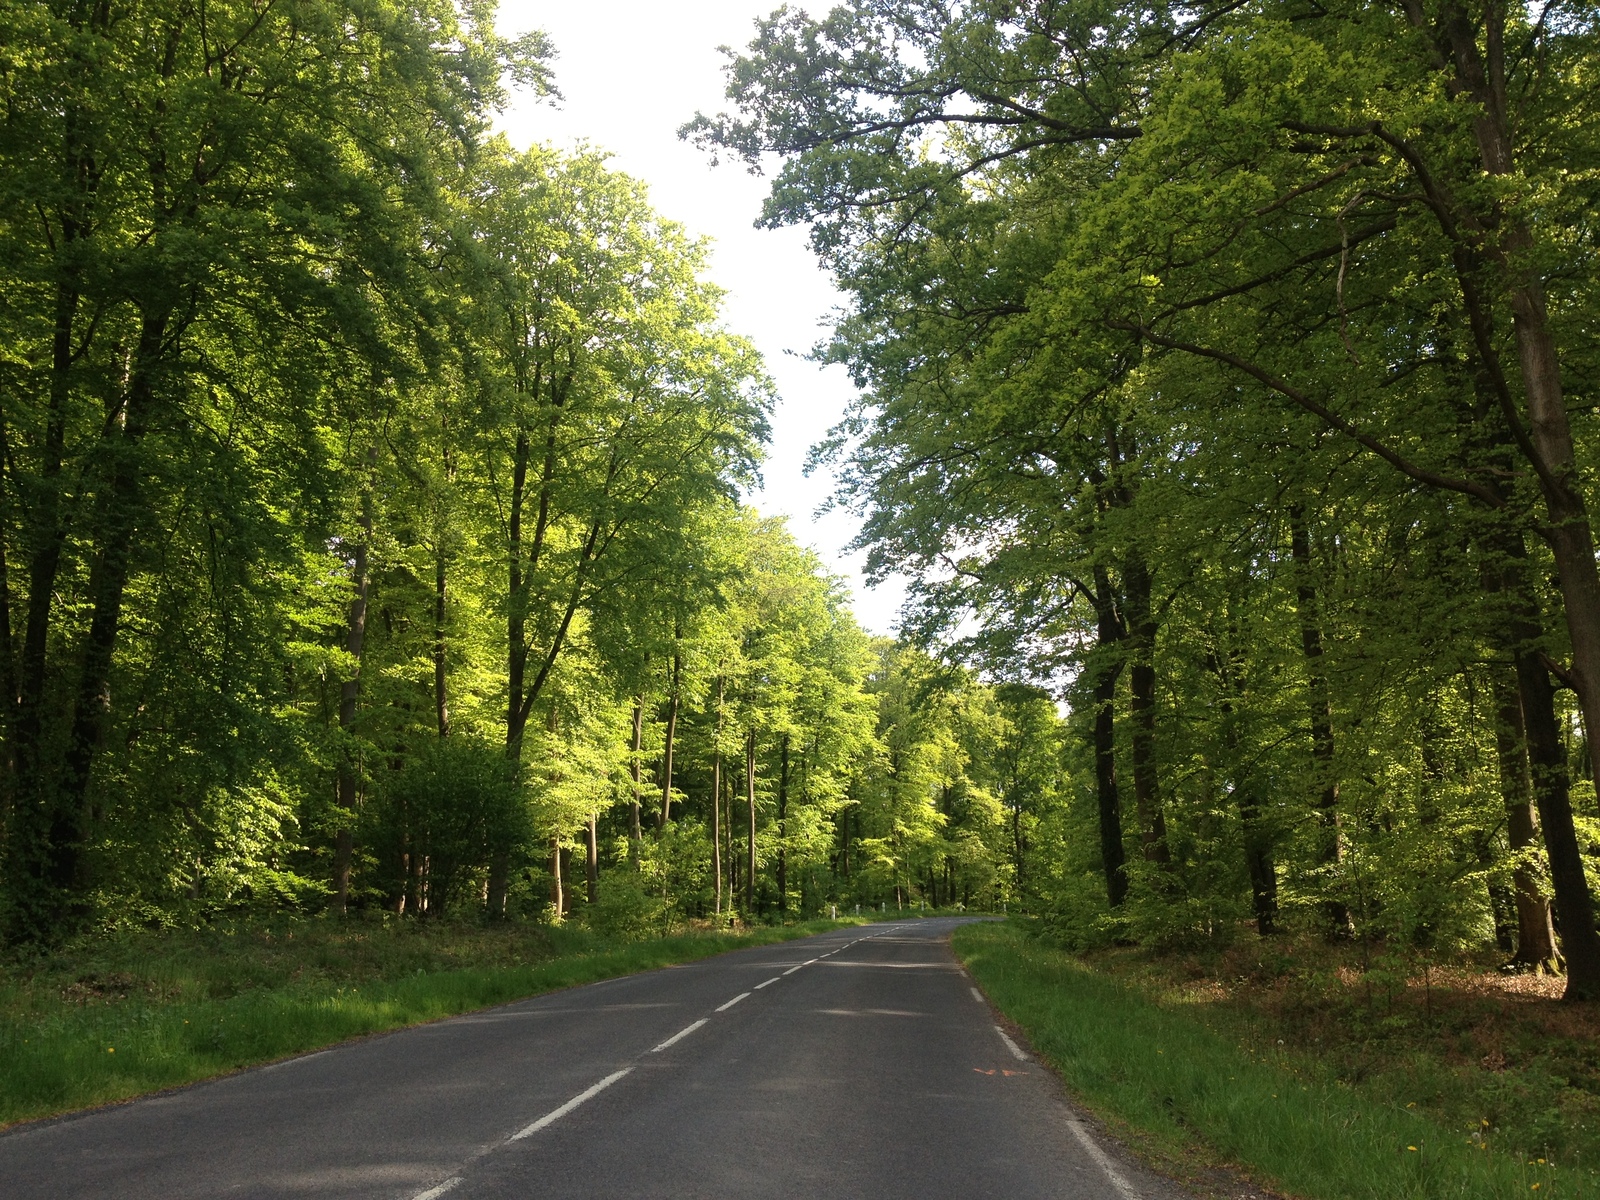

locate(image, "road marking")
[[994, 1026, 1029, 1061], [783, 965, 803, 975], [970, 986, 985, 1003], [412, 1178, 460, 1199], [1064, 1116, 1142, 1199], [754, 976, 781, 989], [509, 1068, 633, 1140], [716, 992, 750, 1012], [651, 1019, 708, 1052]]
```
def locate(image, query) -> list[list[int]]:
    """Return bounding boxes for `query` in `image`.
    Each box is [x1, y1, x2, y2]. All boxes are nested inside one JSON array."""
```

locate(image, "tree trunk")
[[659, 650, 681, 831], [1480, 524, 1598, 982], [777, 733, 790, 914], [333, 446, 375, 915], [1424, 2, 1600, 997], [1208, 642, 1277, 935], [1489, 667, 1557, 966], [433, 546, 449, 738], [549, 834, 562, 918], [1011, 803, 1024, 897], [711, 676, 724, 915], [1289, 505, 1349, 937], [1090, 569, 1128, 906], [505, 430, 532, 761], [745, 728, 757, 916], [1122, 552, 1169, 863], [711, 748, 723, 915], [586, 810, 599, 905], [629, 698, 643, 865]]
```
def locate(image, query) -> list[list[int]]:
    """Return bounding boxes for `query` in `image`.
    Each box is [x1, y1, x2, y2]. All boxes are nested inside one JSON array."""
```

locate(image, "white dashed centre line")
[[716, 992, 750, 1012], [412, 1177, 460, 1200], [508, 1067, 633, 1140], [650, 1019, 708, 1053], [782, 965, 803, 976], [995, 1026, 1029, 1061], [754, 977, 781, 989]]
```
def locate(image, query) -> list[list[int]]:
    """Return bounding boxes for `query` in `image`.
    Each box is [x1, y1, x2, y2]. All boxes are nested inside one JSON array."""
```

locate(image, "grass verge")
[[953, 921, 1587, 1199], [0, 914, 865, 1129]]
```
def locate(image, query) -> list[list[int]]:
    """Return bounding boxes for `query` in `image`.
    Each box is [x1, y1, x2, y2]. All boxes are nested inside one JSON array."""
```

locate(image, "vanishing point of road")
[[0, 917, 1193, 1198]]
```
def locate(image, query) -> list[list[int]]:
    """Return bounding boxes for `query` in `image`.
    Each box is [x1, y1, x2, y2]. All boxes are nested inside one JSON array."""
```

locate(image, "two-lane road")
[[0, 919, 1192, 1198]]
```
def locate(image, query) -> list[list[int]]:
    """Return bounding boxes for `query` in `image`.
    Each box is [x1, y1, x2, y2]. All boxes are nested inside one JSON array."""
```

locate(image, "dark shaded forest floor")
[[1088, 934, 1600, 1173], [0, 912, 865, 1129]]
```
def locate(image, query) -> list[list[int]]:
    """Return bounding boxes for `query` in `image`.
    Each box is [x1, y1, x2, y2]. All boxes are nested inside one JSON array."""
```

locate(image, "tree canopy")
[[690, 0, 1600, 997], [0, 0, 1045, 945]]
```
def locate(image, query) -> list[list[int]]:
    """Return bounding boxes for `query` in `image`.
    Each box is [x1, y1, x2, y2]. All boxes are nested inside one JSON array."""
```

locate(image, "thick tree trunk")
[[1489, 668, 1557, 966], [1478, 522, 1598, 982], [1510, 648, 1600, 985], [333, 448, 374, 915], [1424, 1, 1600, 997], [1122, 553, 1169, 863], [13, 281, 78, 826], [44, 310, 171, 920], [1090, 569, 1128, 907], [4, 16, 108, 942], [1289, 506, 1349, 936], [1209, 642, 1277, 935]]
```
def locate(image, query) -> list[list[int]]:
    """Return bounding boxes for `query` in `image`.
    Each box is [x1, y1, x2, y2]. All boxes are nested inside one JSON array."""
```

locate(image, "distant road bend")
[[0, 918, 1193, 1199]]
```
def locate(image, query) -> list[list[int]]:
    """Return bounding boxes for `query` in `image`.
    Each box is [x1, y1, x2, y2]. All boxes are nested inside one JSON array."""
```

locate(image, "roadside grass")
[[954, 921, 1591, 1199], [0, 913, 865, 1129]]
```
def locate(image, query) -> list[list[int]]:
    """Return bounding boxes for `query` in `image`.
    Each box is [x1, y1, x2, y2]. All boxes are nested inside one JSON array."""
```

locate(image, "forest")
[[5, 0, 1600, 1189], [0, 0, 1052, 951], [4, 0, 1600, 1016], [686, 0, 1600, 1002]]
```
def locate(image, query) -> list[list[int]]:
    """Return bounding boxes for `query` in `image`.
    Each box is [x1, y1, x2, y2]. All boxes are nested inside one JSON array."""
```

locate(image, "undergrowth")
[[955, 920, 1595, 1199]]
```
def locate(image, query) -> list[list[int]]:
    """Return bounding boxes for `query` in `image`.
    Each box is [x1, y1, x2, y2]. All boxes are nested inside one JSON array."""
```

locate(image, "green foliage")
[[584, 873, 670, 943], [367, 738, 528, 917], [695, 0, 1600, 1000]]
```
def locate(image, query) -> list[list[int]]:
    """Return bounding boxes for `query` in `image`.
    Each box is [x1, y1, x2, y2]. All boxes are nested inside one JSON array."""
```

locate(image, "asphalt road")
[[0, 917, 1193, 1199]]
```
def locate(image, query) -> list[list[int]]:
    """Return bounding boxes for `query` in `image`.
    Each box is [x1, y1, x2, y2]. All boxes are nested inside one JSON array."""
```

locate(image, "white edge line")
[[715, 992, 751, 1012], [650, 1018, 708, 1053], [412, 1178, 461, 1200], [1064, 1117, 1142, 1200], [995, 1026, 1029, 1061], [970, 986, 985, 1003], [754, 976, 781, 989], [509, 1067, 633, 1140]]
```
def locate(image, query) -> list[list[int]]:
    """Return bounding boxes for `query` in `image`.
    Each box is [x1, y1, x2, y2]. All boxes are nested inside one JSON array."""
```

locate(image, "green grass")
[[0, 914, 866, 1129], [954, 921, 1587, 1199]]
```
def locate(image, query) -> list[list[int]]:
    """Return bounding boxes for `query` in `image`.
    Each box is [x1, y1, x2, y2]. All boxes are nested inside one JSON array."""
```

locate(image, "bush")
[[583, 872, 669, 941]]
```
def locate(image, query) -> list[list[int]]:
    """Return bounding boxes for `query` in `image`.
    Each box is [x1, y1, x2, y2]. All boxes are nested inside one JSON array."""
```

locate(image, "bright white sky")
[[494, 1, 908, 637]]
